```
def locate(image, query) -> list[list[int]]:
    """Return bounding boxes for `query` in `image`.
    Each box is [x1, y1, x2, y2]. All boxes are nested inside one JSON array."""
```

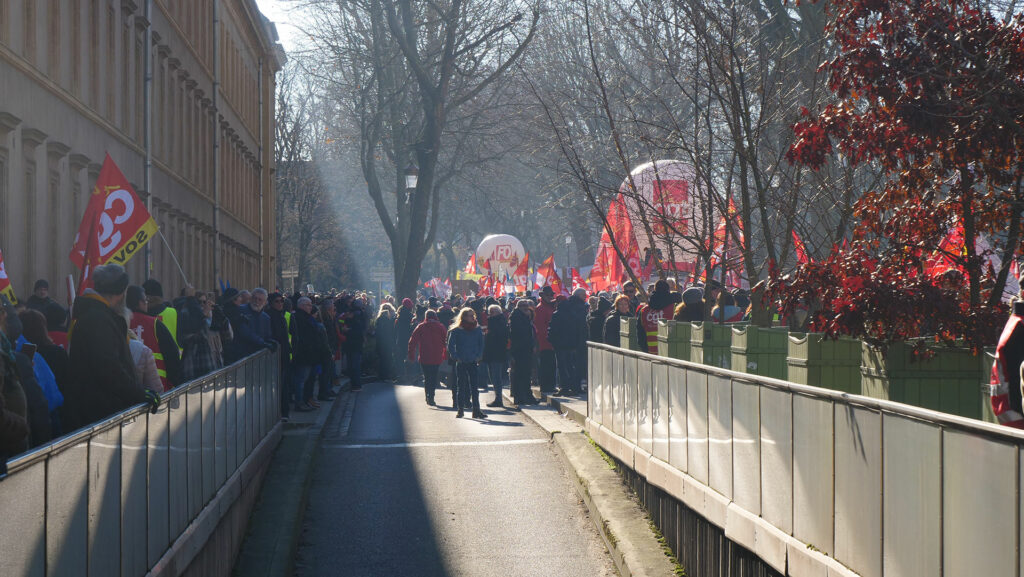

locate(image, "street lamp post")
[[565, 234, 572, 279], [404, 162, 419, 204]]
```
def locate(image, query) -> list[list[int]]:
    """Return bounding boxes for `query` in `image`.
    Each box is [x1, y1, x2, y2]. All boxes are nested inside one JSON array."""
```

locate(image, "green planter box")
[[731, 326, 789, 380], [861, 341, 992, 420], [691, 322, 742, 369], [787, 333, 861, 394], [657, 320, 692, 360], [620, 316, 640, 351]]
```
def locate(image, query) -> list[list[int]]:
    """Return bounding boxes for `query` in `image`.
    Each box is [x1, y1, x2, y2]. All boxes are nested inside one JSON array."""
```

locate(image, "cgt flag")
[[0, 249, 17, 304], [70, 154, 158, 293]]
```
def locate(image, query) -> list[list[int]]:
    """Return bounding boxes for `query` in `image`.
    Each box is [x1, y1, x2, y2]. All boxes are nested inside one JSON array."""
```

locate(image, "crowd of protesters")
[[0, 260, 764, 466]]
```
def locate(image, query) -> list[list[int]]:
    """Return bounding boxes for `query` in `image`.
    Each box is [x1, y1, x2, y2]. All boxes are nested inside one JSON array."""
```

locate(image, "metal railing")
[[587, 342, 1024, 577], [0, 350, 280, 577]]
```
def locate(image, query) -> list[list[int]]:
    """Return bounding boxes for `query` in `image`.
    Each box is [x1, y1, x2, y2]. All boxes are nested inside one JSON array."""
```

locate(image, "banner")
[[70, 154, 158, 292], [792, 230, 811, 265], [513, 252, 530, 292], [570, 268, 591, 295], [463, 254, 477, 275], [0, 250, 17, 304]]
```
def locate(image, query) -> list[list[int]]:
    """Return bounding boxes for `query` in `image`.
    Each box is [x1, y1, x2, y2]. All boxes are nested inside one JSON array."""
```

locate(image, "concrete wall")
[[587, 343, 1024, 577]]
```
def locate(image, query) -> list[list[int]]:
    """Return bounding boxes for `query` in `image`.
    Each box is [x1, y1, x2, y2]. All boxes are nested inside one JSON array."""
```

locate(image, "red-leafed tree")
[[772, 0, 1024, 350]]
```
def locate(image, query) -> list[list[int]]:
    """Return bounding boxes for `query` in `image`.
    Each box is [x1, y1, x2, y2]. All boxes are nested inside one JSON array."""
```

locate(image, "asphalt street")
[[294, 379, 618, 577]]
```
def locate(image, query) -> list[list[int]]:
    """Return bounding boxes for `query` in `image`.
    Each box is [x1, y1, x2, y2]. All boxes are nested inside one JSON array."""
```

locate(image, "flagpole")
[[159, 229, 190, 286]]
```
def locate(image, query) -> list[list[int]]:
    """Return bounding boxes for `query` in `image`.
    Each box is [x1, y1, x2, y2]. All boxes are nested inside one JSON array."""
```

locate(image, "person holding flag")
[[0, 250, 17, 305]]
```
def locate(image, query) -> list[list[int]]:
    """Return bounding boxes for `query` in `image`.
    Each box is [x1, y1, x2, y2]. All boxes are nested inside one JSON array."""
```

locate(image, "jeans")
[[292, 364, 316, 404], [455, 361, 480, 411], [347, 351, 363, 389], [555, 348, 580, 392], [421, 364, 440, 401], [317, 359, 335, 399], [537, 350, 556, 392], [486, 361, 507, 397]]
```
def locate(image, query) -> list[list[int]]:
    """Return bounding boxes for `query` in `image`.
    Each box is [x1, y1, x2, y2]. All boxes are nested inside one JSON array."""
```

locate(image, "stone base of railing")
[[148, 423, 283, 577]]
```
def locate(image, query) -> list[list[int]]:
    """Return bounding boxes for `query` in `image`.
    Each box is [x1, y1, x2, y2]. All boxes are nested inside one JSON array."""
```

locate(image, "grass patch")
[[585, 433, 618, 471], [648, 518, 686, 576]]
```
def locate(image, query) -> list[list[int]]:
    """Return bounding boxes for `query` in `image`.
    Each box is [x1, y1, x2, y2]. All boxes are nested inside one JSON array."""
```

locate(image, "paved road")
[[294, 380, 617, 577]]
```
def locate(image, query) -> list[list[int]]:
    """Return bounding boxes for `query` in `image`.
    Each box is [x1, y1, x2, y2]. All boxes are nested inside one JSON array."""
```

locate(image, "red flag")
[[71, 154, 158, 293], [464, 254, 477, 275], [0, 250, 17, 305], [592, 194, 643, 290], [925, 223, 965, 278], [513, 252, 530, 292], [537, 255, 567, 295], [570, 268, 591, 295], [792, 230, 811, 265]]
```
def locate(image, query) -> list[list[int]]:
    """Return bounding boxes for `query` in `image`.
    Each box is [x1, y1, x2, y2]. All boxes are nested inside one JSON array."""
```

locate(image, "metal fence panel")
[[46, 441, 88, 576], [611, 352, 623, 437], [943, 429, 1017, 577], [226, 371, 238, 471], [202, 378, 216, 505], [121, 415, 149, 576], [686, 369, 709, 485], [668, 365, 687, 472], [792, 395, 834, 555], [236, 368, 249, 464], [759, 386, 793, 535], [652, 363, 670, 462], [708, 374, 733, 499], [215, 374, 228, 489], [168, 394, 189, 539], [88, 425, 122, 576], [0, 458, 45, 577], [602, 349, 614, 428], [882, 414, 940, 577], [147, 403, 170, 569], [731, 379, 760, 514], [834, 406, 882, 577], [590, 348, 602, 423], [186, 385, 203, 519], [623, 356, 638, 444], [245, 363, 256, 457], [637, 361, 653, 454]]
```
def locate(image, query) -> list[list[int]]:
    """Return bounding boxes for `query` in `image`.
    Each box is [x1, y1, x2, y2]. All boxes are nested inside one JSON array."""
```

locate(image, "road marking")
[[321, 438, 549, 450]]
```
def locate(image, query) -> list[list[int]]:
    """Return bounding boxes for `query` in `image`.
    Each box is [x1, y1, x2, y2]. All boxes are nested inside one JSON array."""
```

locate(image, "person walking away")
[[589, 297, 612, 343], [64, 265, 158, 430], [710, 291, 745, 323], [548, 288, 589, 396], [394, 298, 416, 381], [534, 286, 557, 394], [483, 304, 509, 407], [375, 303, 397, 381], [604, 295, 631, 346], [991, 282, 1024, 427], [408, 310, 447, 406], [673, 287, 705, 322], [126, 285, 182, 391], [509, 299, 538, 405], [342, 298, 368, 391], [636, 280, 682, 354], [447, 307, 485, 419], [43, 301, 69, 350]]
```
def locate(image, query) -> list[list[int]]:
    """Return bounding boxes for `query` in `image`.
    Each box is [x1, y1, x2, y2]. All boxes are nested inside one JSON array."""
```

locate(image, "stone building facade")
[[0, 0, 283, 301]]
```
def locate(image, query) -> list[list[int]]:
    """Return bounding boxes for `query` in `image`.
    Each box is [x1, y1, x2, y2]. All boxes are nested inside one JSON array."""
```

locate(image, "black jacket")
[[267, 307, 292, 366], [343, 308, 367, 353], [66, 294, 145, 430], [394, 307, 415, 349], [483, 314, 509, 363], [603, 311, 628, 347], [291, 309, 329, 366], [509, 309, 535, 356], [547, 297, 588, 351]]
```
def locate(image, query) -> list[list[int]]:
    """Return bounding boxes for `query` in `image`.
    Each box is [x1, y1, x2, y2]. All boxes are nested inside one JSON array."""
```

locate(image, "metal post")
[[212, 0, 222, 286], [143, 0, 153, 278]]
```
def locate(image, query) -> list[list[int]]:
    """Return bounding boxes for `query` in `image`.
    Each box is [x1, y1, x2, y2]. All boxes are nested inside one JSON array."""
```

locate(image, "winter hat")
[[402, 298, 414, 309], [596, 297, 613, 315], [142, 278, 164, 298], [42, 301, 67, 331], [220, 287, 240, 304], [33, 279, 49, 291], [539, 286, 555, 297], [93, 264, 130, 296], [682, 287, 703, 305]]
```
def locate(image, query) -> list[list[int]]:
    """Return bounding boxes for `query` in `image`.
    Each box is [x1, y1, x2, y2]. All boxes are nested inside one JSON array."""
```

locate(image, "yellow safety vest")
[[158, 307, 180, 351], [285, 311, 293, 360]]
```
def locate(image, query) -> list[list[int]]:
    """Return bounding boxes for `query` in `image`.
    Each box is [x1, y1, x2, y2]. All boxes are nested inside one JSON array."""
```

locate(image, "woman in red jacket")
[[407, 310, 448, 406]]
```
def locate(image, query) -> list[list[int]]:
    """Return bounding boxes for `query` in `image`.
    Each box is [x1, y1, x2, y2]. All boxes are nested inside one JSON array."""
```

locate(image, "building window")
[[0, 0, 9, 46], [24, 0, 36, 63], [90, 3, 98, 109], [107, 6, 115, 120], [48, 0, 61, 79], [71, 0, 80, 96]]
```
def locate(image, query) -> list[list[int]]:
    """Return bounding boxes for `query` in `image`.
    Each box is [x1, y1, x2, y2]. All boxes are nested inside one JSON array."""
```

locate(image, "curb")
[[233, 379, 352, 577], [504, 389, 678, 577]]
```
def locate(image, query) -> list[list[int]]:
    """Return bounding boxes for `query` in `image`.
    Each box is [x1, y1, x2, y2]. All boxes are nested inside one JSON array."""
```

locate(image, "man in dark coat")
[[65, 265, 155, 430], [482, 304, 509, 407], [25, 279, 57, 314], [393, 298, 416, 381], [509, 300, 538, 405], [290, 297, 330, 412], [267, 292, 293, 418], [547, 288, 589, 396], [222, 288, 277, 365], [343, 298, 368, 391]]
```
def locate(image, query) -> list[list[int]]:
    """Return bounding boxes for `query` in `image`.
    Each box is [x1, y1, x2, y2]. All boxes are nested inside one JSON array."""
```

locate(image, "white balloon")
[[476, 234, 526, 279]]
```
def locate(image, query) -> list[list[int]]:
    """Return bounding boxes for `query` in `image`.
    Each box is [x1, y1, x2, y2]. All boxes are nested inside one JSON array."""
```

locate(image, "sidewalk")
[[503, 386, 680, 577], [233, 378, 353, 577]]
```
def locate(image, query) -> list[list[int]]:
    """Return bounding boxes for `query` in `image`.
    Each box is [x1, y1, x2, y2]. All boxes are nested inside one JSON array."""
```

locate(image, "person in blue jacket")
[[446, 307, 486, 419]]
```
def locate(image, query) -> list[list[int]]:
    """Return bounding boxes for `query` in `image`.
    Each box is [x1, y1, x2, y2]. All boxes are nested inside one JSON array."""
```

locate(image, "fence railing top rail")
[[588, 341, 1024, 445]]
